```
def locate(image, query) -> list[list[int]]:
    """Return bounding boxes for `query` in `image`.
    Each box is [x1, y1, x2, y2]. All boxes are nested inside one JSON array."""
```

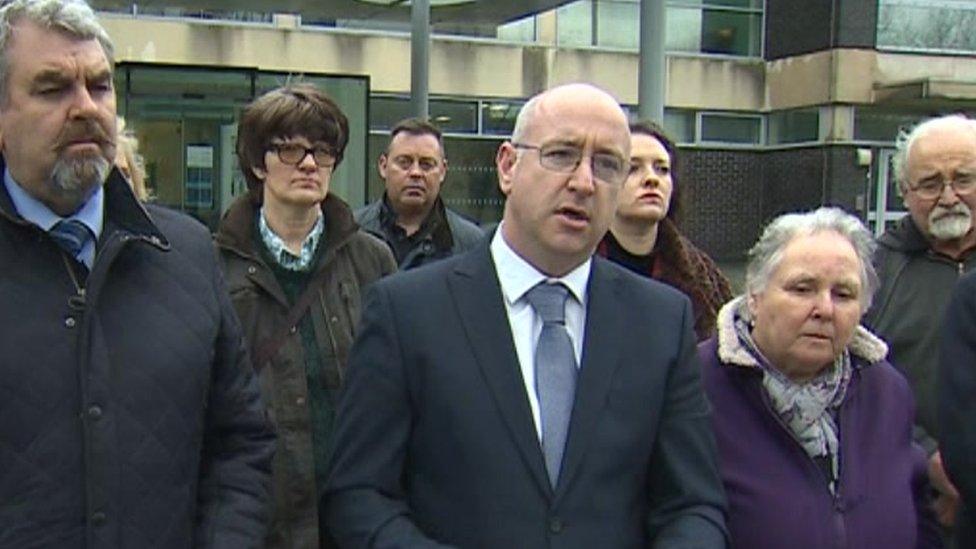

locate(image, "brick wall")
[[678, 148, 764, 261], [677, 145, 870, 261]]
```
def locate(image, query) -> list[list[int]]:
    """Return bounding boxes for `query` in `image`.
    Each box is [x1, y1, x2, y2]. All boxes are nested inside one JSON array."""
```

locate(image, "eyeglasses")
[[513, 143, 627, 185], [271, 143, 336, 168], [908, 174, 976, 200]]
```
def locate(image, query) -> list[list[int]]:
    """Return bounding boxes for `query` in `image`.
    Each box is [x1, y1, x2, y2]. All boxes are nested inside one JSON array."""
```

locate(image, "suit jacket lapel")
[[555, 258, 625, 501], [447, 242, 552, 497]]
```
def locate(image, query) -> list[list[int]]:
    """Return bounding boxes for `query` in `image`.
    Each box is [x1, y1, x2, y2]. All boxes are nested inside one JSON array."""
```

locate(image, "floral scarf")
[[733, 306, 853, 493]]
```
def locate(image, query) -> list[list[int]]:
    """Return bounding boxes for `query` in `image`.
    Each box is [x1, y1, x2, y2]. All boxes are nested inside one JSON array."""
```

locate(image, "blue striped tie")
[[525, 281, 578, 488], [50, 219, 92, 259]]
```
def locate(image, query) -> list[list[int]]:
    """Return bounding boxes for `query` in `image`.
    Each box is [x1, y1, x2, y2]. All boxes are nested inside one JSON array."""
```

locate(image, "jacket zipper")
[[757, 384, 847, 547]]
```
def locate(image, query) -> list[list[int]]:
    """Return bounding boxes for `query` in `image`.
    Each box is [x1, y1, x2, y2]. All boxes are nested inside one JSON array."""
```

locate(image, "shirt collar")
[[490, 222, 590, 307], [4, 167, 103, 238], [258, 207, 325, 272]]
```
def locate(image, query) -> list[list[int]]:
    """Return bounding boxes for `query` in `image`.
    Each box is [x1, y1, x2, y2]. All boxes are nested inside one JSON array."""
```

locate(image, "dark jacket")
[[0, 166, 275, 548], [216, 192, 395, 548], [355, 196, 483, 270], [939, 269, 976, 548], [700, 298, 941, 549], [864, 215, 976, 454], [596, 218, 733, 341]]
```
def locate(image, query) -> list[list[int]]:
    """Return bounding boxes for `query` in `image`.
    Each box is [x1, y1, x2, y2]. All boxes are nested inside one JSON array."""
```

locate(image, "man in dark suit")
[[940, 268, 976, 547], [324, 83, 728, 548]]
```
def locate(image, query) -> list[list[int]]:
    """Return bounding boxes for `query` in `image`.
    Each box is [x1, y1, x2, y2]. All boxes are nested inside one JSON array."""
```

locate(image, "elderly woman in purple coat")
[[697, 207, 941, 549]]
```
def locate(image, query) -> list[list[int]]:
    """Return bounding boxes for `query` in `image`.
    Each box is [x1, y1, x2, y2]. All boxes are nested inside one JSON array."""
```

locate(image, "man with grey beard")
[[866, 114, 976, 538], [0, 0, 274, 546]]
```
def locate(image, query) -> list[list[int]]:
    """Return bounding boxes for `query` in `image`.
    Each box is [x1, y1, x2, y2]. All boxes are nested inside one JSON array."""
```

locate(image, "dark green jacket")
[[216, 192, 395, 548]]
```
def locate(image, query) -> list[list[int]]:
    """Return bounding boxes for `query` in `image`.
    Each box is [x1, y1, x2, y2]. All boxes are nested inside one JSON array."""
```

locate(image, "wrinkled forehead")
[[909, 124, 976, 170], [5, 23, 110, 81]]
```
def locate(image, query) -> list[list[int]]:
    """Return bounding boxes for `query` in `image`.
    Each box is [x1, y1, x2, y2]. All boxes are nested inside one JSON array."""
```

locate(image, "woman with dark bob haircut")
[[597, 120, 732, 340], [214, 84, 395, 547]]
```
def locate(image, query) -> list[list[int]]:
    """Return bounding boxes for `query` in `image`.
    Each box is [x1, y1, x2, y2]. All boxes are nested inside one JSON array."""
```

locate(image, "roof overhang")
[[874, 78, 976, 107], [90, 0, 573, 25]]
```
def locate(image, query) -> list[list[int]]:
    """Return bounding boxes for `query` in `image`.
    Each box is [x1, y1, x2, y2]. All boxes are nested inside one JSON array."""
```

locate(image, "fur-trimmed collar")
[[715, 296, 889, 369]]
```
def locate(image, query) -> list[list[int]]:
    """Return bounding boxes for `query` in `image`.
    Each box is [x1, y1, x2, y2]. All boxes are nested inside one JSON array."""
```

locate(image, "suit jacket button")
[[87, 405, 103, 420], [548, 517, 563, 534]]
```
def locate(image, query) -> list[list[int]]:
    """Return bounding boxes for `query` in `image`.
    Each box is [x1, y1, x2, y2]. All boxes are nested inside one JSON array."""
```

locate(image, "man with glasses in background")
[[866, 114, 976, 539], [356, 117, 483, 270], [325, 83, 728, 548]]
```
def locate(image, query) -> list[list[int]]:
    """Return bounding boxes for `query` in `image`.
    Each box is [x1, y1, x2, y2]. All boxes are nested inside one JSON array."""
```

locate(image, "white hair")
[[892, 114, 976, 192], [745, 207, 878, 311]]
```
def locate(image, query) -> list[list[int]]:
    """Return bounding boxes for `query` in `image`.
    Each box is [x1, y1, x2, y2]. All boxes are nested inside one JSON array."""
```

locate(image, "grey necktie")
[[525, 281, 578, 488], [50, 219, 92, 259]]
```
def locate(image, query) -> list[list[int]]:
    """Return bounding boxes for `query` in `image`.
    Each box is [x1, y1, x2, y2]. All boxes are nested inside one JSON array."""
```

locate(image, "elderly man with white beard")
[[866, 114, 976, 539]]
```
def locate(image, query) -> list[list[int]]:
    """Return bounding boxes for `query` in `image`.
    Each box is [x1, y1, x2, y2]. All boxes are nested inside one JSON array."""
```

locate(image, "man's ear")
[[251, 165, 267, 181], [496, 142, 517, 197], [378, 153, 389, 179]]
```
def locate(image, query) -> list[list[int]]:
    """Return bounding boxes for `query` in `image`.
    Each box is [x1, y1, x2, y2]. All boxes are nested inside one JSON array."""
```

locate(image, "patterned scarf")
[[733, 308, 852, 493]]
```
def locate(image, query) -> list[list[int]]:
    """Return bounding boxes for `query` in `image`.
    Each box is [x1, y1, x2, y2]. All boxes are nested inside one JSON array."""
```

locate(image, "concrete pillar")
[[411, 0, 430, 119], [638, 0, 666, 122]]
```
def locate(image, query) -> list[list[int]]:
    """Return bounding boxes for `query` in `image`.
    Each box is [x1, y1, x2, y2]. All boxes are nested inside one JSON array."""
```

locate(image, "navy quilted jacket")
[[0, 165, 275, 548]]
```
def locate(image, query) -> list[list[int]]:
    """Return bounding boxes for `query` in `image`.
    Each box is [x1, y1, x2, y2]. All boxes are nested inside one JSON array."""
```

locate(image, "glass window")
[[127, 65, 253, 101], [370, 96, 412, 131], [622, 106, 695, 144], [557, 0, 594, 46], [664, 109, 696, 144], [557, 0, 762, 55], [700, 113, 762, 144], [667, 6, 705, 52], [853, 108, 923, 142], [496, 15, 537, 42], [699, 8, 762, 56], [878, 0, 976, 53], [688, 0, 763, 8], [369, 96, 478, 134], [430, 99, 479, 133], [596, 1, 639, 49], [482, 100, 524, 135], [768, 108, 820, 144]]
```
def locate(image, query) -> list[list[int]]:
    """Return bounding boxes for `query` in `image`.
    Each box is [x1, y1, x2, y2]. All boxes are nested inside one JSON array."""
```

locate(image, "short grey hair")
[[745, 207, 878, 311], [892, 114, 976, 193], [0, 0, 113, 99]]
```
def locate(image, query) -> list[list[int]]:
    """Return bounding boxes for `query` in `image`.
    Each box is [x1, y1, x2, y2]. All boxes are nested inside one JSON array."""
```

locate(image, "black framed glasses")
[[513, 142, 627, 185], [271, 143, 336, 168], [908, 174, 976, 200]]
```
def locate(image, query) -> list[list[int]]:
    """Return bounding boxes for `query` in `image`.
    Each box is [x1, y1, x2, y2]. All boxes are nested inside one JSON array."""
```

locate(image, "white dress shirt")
[[489, 225, 590, 440]]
